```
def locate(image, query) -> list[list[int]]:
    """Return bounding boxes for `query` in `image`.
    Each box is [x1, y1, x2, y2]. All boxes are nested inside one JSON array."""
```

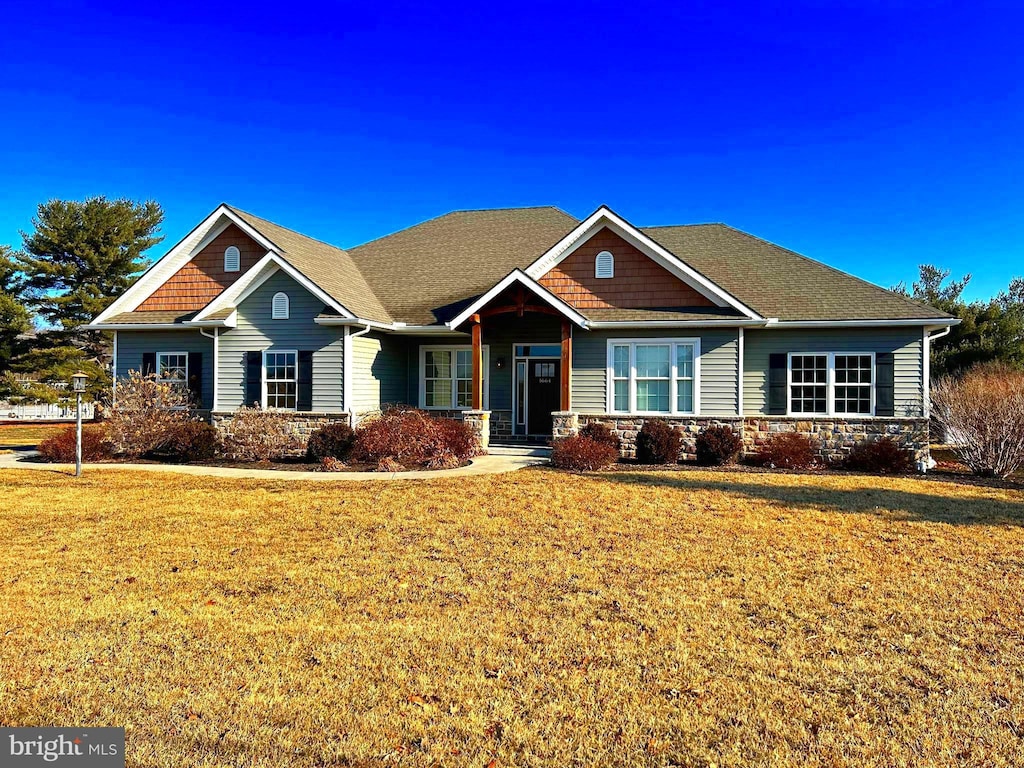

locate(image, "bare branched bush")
[[105, 371, 195, 457], [220, 407, 303, 462], [931, 363, 1024, 478]]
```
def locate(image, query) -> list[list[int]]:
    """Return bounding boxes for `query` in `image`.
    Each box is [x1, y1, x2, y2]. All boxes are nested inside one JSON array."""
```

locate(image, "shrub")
[[695, 424, 743, 466], [149, 421, 222, 462], [843, 437, 914, 474], [551, 435, 619, 472], [37, 424, 112, 463], [752, 432, 819, 470], [635, 419, 681, 464], [221, 407, 303, 462], [931, 363, 1024, 478], [306, 422, 356, 462], [428, 417, 479, 462], [104, 371, 193, 457], [579, 422, 621, 451], [352, 407, 480, 468], [318, 456, 348, 472]]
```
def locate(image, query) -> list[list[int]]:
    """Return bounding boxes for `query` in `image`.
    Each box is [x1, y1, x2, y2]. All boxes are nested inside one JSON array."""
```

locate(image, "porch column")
[[560, 319, 572, 411], [471, 314, 483, 410]]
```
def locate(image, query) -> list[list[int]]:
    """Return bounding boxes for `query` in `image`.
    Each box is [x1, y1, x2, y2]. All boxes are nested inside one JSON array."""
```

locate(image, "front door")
[[527, 360, 561, 435]]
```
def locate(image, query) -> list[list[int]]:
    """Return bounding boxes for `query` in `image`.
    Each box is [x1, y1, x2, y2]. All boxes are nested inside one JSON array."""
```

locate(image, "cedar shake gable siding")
[[539, 228, 714, 310], [137, 224, 264, 312]]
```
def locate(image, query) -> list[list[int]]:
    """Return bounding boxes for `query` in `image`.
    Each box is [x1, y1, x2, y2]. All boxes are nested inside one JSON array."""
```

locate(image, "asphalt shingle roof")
[[641, 224, 948, 321], [114, 205, 952, 327], [346, 207, 578, 325], [228, 206, 393, 324]]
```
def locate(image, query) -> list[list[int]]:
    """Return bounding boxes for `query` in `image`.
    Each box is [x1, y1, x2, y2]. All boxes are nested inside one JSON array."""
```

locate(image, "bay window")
[[607, 339, 700, 415], [420, 346, 489, 409], [788, 352, 875, 416]]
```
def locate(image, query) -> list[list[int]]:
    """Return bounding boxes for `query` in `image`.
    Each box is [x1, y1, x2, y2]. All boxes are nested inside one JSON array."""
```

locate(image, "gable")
[[137, 224, 265, 312], [235, 269, 326, 325], [538, 227, 715, 310]]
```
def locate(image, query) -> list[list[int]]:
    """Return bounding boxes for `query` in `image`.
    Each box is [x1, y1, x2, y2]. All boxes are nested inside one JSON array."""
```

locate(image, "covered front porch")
[[444, 272, 587, 448]]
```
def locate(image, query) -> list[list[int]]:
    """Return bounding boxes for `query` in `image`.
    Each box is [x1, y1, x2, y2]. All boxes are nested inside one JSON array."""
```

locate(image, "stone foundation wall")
[[489, 410, 513, 439], [210, 411, 351, 447], [569, 413, 930, 463], [743, 417, 930, 464]]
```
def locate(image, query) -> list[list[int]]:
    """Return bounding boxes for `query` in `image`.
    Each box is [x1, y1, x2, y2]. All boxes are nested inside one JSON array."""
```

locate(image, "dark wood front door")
[[527, 360, 561, 435]]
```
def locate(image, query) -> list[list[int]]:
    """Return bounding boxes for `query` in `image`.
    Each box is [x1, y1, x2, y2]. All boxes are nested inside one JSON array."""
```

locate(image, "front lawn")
[[1, 468, 1021, 766], [0, 423, 68, 448]]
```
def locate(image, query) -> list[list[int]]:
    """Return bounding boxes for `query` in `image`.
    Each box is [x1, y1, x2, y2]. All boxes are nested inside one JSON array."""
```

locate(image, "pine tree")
[[17, 196, 163, 358]]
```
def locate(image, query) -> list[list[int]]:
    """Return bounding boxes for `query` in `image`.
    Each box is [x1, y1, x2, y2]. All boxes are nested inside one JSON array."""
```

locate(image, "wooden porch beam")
[[471, 314, 483, 410], [560, 319, 571, 411]]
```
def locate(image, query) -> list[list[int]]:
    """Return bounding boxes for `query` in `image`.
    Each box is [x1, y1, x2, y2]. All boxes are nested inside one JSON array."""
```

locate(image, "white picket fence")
[[1, 401, 95, 420]]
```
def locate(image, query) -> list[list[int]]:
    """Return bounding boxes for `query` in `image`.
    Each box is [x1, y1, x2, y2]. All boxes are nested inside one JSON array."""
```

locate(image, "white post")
[[75, 392, 83, 477]]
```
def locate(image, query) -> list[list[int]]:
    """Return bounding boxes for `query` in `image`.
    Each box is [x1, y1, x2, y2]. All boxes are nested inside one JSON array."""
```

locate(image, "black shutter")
[[297, 351, 313, 411], [875, 352, 895, 416], [245, 351, 263, 408], [141, 352, 156, 377], [768, 353, 787, 414], [187, 352, 203, 407]]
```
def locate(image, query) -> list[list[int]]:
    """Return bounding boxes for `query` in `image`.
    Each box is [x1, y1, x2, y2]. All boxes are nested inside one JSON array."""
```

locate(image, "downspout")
[[737, 327, 744, 419], [923, 325, 951, 419], [111, 331, 118, 407], [345, 323, 373, 427], [199, 327, 219, 412]]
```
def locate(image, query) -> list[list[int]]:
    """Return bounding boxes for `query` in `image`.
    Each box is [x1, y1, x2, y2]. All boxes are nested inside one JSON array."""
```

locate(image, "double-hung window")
[[608, 339, 700, 415], [264, 350, 298, 410], [788, 352, 874, 416], [420, 346, 488, 409], [157, 352, 188, 388]]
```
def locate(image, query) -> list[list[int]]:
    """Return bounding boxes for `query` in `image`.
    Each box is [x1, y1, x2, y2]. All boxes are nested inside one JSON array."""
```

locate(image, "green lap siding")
[[115, 330, 214, 408], [742, 328, 924, 417], [218, 271, 345, 411], [571, 328, 740, 416]]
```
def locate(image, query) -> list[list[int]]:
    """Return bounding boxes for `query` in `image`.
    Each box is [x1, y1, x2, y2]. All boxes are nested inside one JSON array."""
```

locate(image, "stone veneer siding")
[[567, 413, 929, 463], [211, 411, 351, 451]]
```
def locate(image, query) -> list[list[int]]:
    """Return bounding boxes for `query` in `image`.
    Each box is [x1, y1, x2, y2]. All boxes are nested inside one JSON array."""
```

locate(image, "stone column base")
[[551, 411, 580, 440], [461, 410, 491, 453]]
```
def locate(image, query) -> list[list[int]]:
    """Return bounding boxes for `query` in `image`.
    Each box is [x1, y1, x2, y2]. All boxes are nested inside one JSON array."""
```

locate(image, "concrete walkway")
[[0, 446, 550, 481]]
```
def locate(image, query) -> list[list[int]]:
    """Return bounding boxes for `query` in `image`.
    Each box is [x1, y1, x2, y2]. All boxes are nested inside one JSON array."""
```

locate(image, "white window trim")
[[262, 349, 298, 411], [224, 245, 240, 272], [272, 291, 290, 320], [786, 351, 876, 417], [605, 338, 701, 416], [595, 250, 614, 279], [418, 345, 490, 411], [156, 351, 189, 385]]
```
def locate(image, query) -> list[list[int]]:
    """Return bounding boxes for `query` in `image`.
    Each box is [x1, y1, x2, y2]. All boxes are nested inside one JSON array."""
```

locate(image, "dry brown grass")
[[1, 467, 1022, 767], [0, 423, 68, 447]]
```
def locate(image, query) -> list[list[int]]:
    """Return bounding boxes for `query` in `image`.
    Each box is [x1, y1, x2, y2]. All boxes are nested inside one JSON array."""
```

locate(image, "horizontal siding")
[[351, 332, 410, 414], [572, 328, 740, 416], [743, 328, 924, 417], [115, 329, 214, 408], [218, 271, 345, 411]]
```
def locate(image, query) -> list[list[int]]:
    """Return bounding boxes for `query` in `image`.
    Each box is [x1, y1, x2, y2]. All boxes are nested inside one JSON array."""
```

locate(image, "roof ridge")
[[716, 224, 953, 319], [347, 205, 578, 252], [641, 222, 727, 229]]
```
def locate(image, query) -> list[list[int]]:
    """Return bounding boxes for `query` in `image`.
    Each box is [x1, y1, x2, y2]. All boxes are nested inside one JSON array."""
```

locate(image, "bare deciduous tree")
[[104, 371, 194, 457], [931, 364, 1024, 478]]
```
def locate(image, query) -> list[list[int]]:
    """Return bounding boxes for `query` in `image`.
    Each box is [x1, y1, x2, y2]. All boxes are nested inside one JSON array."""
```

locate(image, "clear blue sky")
[[1, 1, 1021, 301]]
